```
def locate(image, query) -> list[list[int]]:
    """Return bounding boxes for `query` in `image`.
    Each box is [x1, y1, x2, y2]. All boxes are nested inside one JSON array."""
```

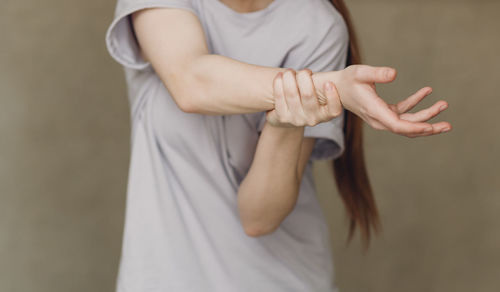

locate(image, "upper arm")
[[297, 138, 316, 180], [130, 7, 209, 110]]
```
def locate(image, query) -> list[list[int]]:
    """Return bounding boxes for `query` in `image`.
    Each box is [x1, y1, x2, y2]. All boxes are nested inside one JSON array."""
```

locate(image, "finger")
[[367, 94, 451, 137], [273, 72, 290, 119], [394, 87, 433, 114], [430, 121, 452, 134], [296, 69, 322, 125], [323, 81, 343, 119], [282, 69, 306, 121], [406, 121, 452, 138], [400, 100, 448, 122], [351, 65, 397, 84], [373, 108, 436, 136]]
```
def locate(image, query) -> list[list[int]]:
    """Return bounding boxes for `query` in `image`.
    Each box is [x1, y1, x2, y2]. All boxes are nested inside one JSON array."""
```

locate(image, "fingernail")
[[440, 127, 451, 133], [385, 69, 392, 79], [386, 69, 395, 79], [439, 104, 448, 111]]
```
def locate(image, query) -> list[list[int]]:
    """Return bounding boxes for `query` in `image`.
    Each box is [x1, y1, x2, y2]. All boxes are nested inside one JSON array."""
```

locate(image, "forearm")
[[184, 54, 283, 114], [183, 54, 338, 115], [132, 8, 338, 115], [237, 121, 304, 237]]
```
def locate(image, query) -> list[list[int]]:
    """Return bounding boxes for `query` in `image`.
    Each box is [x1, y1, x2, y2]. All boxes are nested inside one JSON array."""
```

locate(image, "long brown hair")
[[328, 0, 381, 245]]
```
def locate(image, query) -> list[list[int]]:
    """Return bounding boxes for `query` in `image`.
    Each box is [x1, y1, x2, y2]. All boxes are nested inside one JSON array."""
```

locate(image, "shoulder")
[[290, 0, 346, 25], [285, 0, 348, 42], [278, 0, 349, 72]]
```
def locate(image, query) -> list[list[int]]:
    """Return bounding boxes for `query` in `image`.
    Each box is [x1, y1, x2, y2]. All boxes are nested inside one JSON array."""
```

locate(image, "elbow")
[[239, 199, 280, 237], [238, 196, 295, 238], [165, 78, 201, 113], [158, 62, 204, 114], [176, 96, 199, 113], [243, 223, 278, 238], [237, 183, 296, 238], [175, 57, 210, 114]]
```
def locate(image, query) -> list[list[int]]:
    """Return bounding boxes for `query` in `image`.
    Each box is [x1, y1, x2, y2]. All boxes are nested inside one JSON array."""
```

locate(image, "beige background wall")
[[1, 0, 498, 291]]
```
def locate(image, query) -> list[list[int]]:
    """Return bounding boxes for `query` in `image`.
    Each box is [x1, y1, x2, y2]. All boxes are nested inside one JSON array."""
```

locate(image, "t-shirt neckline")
[[212, 0, 283, 18]]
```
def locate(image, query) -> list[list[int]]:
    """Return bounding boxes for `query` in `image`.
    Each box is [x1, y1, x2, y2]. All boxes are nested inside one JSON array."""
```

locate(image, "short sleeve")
[[105, 0, 199, 70], [258, 5, 349, 161]]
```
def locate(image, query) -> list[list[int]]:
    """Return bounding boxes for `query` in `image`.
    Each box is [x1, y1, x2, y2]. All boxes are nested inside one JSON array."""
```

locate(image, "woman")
[[105, 0, 451, 291]]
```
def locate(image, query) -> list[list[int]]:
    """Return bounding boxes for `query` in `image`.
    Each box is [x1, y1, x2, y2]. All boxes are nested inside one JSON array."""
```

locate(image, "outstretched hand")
[[313, 65, 452, 138]]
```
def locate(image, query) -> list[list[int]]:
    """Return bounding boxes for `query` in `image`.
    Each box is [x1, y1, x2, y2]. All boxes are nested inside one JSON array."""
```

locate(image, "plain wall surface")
[[1, 0, 499, 291]]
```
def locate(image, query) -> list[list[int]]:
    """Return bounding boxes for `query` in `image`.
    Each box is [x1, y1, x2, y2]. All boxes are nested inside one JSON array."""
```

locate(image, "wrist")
[[312, 71, 341, 104], [263, 121, 304, 140]]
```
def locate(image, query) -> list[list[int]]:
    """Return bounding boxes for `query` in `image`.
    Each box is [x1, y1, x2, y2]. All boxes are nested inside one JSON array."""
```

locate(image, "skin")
[[238, 69, 342, 237], [218, 0, 276, 13], [130, 1, 452, 236]]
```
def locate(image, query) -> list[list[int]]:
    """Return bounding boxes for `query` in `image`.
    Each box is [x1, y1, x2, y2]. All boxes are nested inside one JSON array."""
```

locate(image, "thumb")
[[352, 65, 397, 84]]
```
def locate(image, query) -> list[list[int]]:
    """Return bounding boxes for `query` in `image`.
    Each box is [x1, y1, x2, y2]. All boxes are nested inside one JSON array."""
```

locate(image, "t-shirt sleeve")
[[258, 8, 350, 161], [105, 0, 199, 70]]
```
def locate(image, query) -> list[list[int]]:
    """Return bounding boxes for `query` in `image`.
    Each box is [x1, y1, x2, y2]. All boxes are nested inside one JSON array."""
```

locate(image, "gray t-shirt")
[[105, 0, 348, 291]]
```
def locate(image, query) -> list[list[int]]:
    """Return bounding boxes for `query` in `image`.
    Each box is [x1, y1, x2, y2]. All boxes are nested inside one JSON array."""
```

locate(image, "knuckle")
[[306, 118, 317, 127], [284, 69, 296, 77]]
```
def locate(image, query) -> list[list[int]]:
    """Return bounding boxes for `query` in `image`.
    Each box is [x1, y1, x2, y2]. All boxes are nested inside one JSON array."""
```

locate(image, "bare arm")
[[131, 7, 347, 116], [129, 5, 453, 236], [132, 7, 451, 134], [237, 125, 315, 237], [132, 7, 300, 114], [237, 69, 340, 237]]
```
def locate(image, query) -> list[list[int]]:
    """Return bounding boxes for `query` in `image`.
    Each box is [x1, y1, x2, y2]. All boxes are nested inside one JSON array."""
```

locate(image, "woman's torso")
[[106, 0, 348, 291]]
